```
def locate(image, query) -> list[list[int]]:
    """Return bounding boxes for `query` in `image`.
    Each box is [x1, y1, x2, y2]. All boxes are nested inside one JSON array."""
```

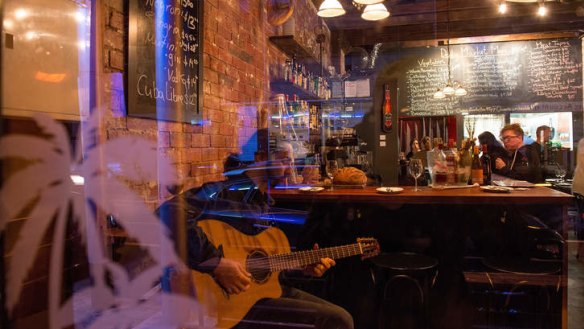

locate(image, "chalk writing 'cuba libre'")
[[137, 75, 197, 105]]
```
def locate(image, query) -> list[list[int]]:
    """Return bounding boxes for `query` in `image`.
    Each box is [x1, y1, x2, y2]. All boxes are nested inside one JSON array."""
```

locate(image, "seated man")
[[494, 123, 543, 183], [157, 157, 354, 329]]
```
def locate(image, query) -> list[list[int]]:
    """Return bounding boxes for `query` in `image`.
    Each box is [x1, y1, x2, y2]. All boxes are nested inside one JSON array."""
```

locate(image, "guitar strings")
[[244, 243, 368, 274]]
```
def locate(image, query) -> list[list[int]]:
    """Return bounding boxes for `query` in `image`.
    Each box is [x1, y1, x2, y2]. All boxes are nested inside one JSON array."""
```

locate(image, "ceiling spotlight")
[[498, 1, 508, 14], [537, 3, 547, 16], [361, 3, 390, 21], [317, 0, 346, 18]]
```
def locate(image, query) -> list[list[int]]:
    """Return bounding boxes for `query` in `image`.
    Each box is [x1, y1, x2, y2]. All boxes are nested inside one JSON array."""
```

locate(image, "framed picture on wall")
[[127, 0, 203, 123]]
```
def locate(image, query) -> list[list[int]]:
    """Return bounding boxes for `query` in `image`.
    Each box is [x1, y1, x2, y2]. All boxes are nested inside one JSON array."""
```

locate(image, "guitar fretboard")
[[265, 243, 364, 272]]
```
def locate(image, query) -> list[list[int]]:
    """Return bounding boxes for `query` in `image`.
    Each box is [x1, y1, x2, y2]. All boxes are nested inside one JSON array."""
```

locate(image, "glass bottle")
[[382, 85, 392, 132], [481, 144, 492, 185], [445, 139, 458, 185], [471, 145, 484, 185]]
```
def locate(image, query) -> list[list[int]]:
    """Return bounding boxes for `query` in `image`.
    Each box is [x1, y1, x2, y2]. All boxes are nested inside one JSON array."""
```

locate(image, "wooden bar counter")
[[269, 185, 573, 206], [269, 185, 573, 329]]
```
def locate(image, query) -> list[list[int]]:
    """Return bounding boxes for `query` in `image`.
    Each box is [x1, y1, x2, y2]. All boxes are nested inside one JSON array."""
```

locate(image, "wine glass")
[[408, 159, 424, 191], [325, 160, 339, 190], [555, 166, 567, 182]]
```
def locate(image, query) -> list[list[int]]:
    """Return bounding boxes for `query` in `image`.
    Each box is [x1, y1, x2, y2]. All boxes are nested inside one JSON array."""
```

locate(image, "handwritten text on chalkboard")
[[128, 0, 203, 123], [399, 39, 582, 116]]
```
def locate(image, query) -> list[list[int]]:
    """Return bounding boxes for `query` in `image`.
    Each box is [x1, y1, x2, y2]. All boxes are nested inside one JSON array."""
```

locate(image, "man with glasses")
[[494, 123, 543, 183]]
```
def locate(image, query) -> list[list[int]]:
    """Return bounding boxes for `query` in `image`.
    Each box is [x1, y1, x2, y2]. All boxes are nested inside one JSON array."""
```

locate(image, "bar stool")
[[370, 252, 438, 329], [480, 225, 564, 328]]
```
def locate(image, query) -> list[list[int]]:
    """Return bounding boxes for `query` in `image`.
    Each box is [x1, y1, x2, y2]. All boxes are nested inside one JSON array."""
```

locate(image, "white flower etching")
[[0, 112, 198, 328]]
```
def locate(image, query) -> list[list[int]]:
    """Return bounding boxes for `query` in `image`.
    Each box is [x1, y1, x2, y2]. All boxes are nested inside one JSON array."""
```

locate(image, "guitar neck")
[[268, 243, 364, 272]]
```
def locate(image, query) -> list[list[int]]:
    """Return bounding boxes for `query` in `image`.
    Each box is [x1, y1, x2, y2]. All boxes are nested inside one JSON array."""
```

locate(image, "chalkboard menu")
[[128, 0, 203, 123], [398, 38, 582, 116]]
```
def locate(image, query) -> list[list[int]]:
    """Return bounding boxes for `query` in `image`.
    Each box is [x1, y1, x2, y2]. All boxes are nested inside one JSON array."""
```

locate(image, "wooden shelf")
[[269, 35, 327, 77], [270, 80, 323, 101]]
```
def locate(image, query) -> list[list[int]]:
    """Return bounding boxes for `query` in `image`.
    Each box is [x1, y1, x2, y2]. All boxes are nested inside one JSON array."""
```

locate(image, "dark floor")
[[567, 239, 584, 329], [71, 239, 584, 329]]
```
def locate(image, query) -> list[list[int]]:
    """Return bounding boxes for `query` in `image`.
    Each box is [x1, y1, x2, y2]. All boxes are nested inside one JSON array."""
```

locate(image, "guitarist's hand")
[[303, 244, 336, 277], [213, 258, 252, 295]]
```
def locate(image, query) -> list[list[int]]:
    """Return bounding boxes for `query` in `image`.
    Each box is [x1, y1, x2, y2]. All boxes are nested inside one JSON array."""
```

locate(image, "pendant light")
[[317, 0, 346, 18], [433, 0, 466, 99], [354, 0, 384, 4], [361, 3, 390, 21]]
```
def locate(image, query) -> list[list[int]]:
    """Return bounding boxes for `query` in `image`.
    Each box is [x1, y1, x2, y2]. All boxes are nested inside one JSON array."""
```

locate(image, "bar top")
[[268, 185, 574, 206]]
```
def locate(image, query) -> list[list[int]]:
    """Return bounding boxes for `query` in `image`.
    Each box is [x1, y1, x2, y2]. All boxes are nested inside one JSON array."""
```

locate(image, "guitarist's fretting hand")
[[213, 258, 252, 295], [303, 244, 336, 277]]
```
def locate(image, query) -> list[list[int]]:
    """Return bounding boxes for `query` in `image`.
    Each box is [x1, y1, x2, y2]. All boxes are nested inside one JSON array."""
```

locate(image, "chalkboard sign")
[[128, 0, 203, 123], [394, 38, 583, 116]]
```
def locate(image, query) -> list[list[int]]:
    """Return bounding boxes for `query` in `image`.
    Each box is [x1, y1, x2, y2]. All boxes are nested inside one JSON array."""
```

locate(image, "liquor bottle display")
[[382, 84, 392, 132], [471, 145, 484, 185]]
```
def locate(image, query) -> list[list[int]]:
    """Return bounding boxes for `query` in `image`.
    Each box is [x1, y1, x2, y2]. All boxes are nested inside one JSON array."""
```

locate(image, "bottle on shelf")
[[471, 145, 484, 185], [382, 85, 392, 132], [444, 139, 459, 185], [481, 144, 492, 185]]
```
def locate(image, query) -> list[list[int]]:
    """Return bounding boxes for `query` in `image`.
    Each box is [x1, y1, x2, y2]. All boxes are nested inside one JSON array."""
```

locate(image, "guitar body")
[[192, 219, 291, 328]]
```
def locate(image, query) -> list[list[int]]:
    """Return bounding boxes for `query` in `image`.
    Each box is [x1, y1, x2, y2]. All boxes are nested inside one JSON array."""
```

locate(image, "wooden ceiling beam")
[[322, 0, 584, 47]]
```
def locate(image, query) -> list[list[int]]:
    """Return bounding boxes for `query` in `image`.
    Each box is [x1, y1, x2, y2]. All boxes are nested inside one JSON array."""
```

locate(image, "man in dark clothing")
[[495, 123, 543, 183], [157, 160, 354, 329]]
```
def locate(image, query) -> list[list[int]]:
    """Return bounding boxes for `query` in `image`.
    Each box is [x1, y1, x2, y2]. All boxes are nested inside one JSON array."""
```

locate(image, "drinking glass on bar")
[[325, 160, 339, 190], [555, 166, 567, 182], [409, 159, 424, 191]]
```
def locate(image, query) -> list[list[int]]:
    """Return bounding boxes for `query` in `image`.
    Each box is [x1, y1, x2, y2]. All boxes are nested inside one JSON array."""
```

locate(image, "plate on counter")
[[480, 186, 512, 193], [376, 187, 404, 194], [298, 186, 325, 193]]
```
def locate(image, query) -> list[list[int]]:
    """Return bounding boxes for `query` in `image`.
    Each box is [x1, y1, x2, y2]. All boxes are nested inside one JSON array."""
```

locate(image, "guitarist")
[[158, 155, 354, 329]]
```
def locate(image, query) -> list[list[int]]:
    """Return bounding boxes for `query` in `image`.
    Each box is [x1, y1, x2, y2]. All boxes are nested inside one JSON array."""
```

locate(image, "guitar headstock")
[[357, 237, 380, 260]]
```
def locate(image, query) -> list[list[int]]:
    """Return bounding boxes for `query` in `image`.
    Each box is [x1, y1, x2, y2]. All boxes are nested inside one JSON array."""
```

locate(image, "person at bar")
[[535, 125, 552, 164], [478, 131, 507, 174], [494, 123, 543, 183], [406, 138, 421, 161]]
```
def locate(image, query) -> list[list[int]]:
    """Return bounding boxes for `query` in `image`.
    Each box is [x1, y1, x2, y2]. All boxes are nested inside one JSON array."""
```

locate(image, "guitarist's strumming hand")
[[303, 244, 336, 277], [213, 258, 252, 295]]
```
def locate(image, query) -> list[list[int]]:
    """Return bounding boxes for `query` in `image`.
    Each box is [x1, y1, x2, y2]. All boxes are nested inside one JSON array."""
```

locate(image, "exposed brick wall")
[[100, 0, 328, 204], [100, 0, 270, 203]]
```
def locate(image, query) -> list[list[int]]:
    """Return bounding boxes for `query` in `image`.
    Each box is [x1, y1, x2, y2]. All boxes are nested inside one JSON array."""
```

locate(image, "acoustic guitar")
[[192, 219, 380, 328]]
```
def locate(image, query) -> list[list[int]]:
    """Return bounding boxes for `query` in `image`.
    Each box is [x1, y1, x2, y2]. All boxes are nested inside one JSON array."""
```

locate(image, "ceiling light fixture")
[[497, 0, 556, 16], [433, 0, 466, 99], [318, 1, 390, 21], [361, 3, 390, 21], [353, 0, 384, 4], [498, 1, 508, 14], [317, 0, 346, 18], [537, 2, 547, 16]]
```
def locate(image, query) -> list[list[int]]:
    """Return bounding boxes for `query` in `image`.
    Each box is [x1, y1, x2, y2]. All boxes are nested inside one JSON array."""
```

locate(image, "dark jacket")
[[495, 144, 543, 183]]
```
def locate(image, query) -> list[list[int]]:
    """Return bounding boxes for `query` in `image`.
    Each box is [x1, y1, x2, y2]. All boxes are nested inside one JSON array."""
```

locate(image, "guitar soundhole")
[[247, 250, 271, 284]]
